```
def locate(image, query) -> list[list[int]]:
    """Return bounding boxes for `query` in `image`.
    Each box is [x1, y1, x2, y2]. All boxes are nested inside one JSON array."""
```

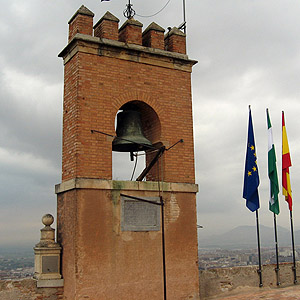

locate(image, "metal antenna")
[[123, 0, 136, 19], [183, 0, 186, 34], [178, 0, 186, 33]]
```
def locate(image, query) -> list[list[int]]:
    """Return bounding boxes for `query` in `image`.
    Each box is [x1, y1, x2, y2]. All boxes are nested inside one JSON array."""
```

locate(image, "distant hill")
[[198, 225, 300, 249], [0, 245, 34, 256]]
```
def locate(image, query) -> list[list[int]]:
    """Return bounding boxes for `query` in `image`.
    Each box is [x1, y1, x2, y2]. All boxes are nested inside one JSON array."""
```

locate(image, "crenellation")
[[164, 27, 186, 54], [66, 7, 187, 54], [118, 18, 143, 45], [93, 11, 119, 40], [68, 5, 94, 42], [142, 22, 165, 50]]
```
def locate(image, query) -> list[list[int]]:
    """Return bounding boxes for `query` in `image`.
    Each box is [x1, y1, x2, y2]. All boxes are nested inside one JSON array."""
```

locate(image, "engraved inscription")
[[42, 256, 59, 274], [121, 196, 161, 231]]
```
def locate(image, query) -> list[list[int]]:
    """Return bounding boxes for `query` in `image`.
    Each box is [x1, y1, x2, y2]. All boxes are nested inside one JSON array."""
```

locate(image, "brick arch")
[[113, 97, 161, 145], [113, 91, 164, 121]]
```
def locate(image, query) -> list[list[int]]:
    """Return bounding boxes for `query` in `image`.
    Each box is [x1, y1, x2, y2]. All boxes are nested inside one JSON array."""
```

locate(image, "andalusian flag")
[[267, 109, 279, 214], [243, 107, 260, 212], [282, 111, 292, 211]]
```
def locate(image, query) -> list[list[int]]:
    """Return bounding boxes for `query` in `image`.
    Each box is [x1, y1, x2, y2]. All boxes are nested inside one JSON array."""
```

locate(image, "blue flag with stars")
[[243, 108, 260, 212]]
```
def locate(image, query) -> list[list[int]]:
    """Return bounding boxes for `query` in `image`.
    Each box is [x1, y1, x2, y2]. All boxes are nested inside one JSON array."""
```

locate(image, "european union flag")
[[243, 107, 260, 212]]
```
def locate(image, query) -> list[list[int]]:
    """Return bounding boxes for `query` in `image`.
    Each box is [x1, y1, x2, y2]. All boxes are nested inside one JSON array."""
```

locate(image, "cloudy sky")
[[1, 0, 300, 248]]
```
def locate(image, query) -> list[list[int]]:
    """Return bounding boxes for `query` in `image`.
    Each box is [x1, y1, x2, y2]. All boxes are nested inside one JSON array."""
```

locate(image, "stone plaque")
[[121, 195, 161, 231], [42, 256, 59, 273]]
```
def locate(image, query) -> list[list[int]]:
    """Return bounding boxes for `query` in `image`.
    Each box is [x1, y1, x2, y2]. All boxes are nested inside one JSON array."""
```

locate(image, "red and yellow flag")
[[282, 111, 292, 211]]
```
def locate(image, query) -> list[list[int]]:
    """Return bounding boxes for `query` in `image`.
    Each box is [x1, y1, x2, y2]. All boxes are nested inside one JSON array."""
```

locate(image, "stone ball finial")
[[42, 214, 54, 227]]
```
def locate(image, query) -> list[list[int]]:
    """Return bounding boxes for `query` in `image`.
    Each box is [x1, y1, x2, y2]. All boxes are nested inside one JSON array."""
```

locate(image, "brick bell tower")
[[56, 5, 199, 300]]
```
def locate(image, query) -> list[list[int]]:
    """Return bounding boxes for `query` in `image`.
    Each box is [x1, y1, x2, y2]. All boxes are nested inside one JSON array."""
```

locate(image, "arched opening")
[[112, 100, 161, 181]]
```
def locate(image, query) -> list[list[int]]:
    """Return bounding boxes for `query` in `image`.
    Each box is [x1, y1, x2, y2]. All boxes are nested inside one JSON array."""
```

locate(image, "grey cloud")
[[1, 0, 300, 247]]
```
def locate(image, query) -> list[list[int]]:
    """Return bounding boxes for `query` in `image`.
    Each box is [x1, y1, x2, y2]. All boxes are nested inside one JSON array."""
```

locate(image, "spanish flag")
[[282, 111, 292, 211]]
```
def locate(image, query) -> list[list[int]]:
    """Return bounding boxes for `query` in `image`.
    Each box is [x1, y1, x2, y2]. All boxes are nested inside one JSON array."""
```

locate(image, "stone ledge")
[[37, 279, 64, 288], [55, 178, 198, 194]]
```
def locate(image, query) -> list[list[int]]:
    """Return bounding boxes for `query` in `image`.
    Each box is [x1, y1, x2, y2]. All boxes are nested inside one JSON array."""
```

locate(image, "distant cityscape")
[[198, 246, 299, 270], [0, 250, 34, 280]]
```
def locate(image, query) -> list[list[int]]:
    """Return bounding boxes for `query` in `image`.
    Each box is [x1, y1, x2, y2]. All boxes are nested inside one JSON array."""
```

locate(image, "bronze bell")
[[112, 110, 152, 152]]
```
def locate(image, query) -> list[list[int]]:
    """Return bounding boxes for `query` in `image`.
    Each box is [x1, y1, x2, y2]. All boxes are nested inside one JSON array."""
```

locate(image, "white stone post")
[[34, 214, 64, 287]]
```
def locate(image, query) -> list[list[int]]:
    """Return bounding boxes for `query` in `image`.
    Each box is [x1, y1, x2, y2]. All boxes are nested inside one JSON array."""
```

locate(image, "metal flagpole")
[[243, 106, 262, 287], [289, 210, 297, 284], [273, 213, 280, 285], [266, 108, 280, 285], [256, 210, 263, 287], [282, 111, 297, 284]]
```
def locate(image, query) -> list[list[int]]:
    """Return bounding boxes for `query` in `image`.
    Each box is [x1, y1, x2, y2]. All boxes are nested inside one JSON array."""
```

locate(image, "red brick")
[[93, 11, 119, 40], [142, 22, 165, 50], [68, 5, 94, 41], [165, 27, 186, 54], [118, 18, 143, 45]]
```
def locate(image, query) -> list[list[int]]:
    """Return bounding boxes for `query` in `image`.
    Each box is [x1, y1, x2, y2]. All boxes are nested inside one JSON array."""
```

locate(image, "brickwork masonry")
[[0, 279, 63, 300], [59, 6, 196, 184]]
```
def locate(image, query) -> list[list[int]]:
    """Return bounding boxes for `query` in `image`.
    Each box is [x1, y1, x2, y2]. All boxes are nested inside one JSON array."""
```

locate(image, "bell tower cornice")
[[58, 33, 197, 72]]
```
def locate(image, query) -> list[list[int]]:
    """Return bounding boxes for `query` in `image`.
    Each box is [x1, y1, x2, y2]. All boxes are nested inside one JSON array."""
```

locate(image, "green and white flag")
[[267, 109, 280, 214]]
